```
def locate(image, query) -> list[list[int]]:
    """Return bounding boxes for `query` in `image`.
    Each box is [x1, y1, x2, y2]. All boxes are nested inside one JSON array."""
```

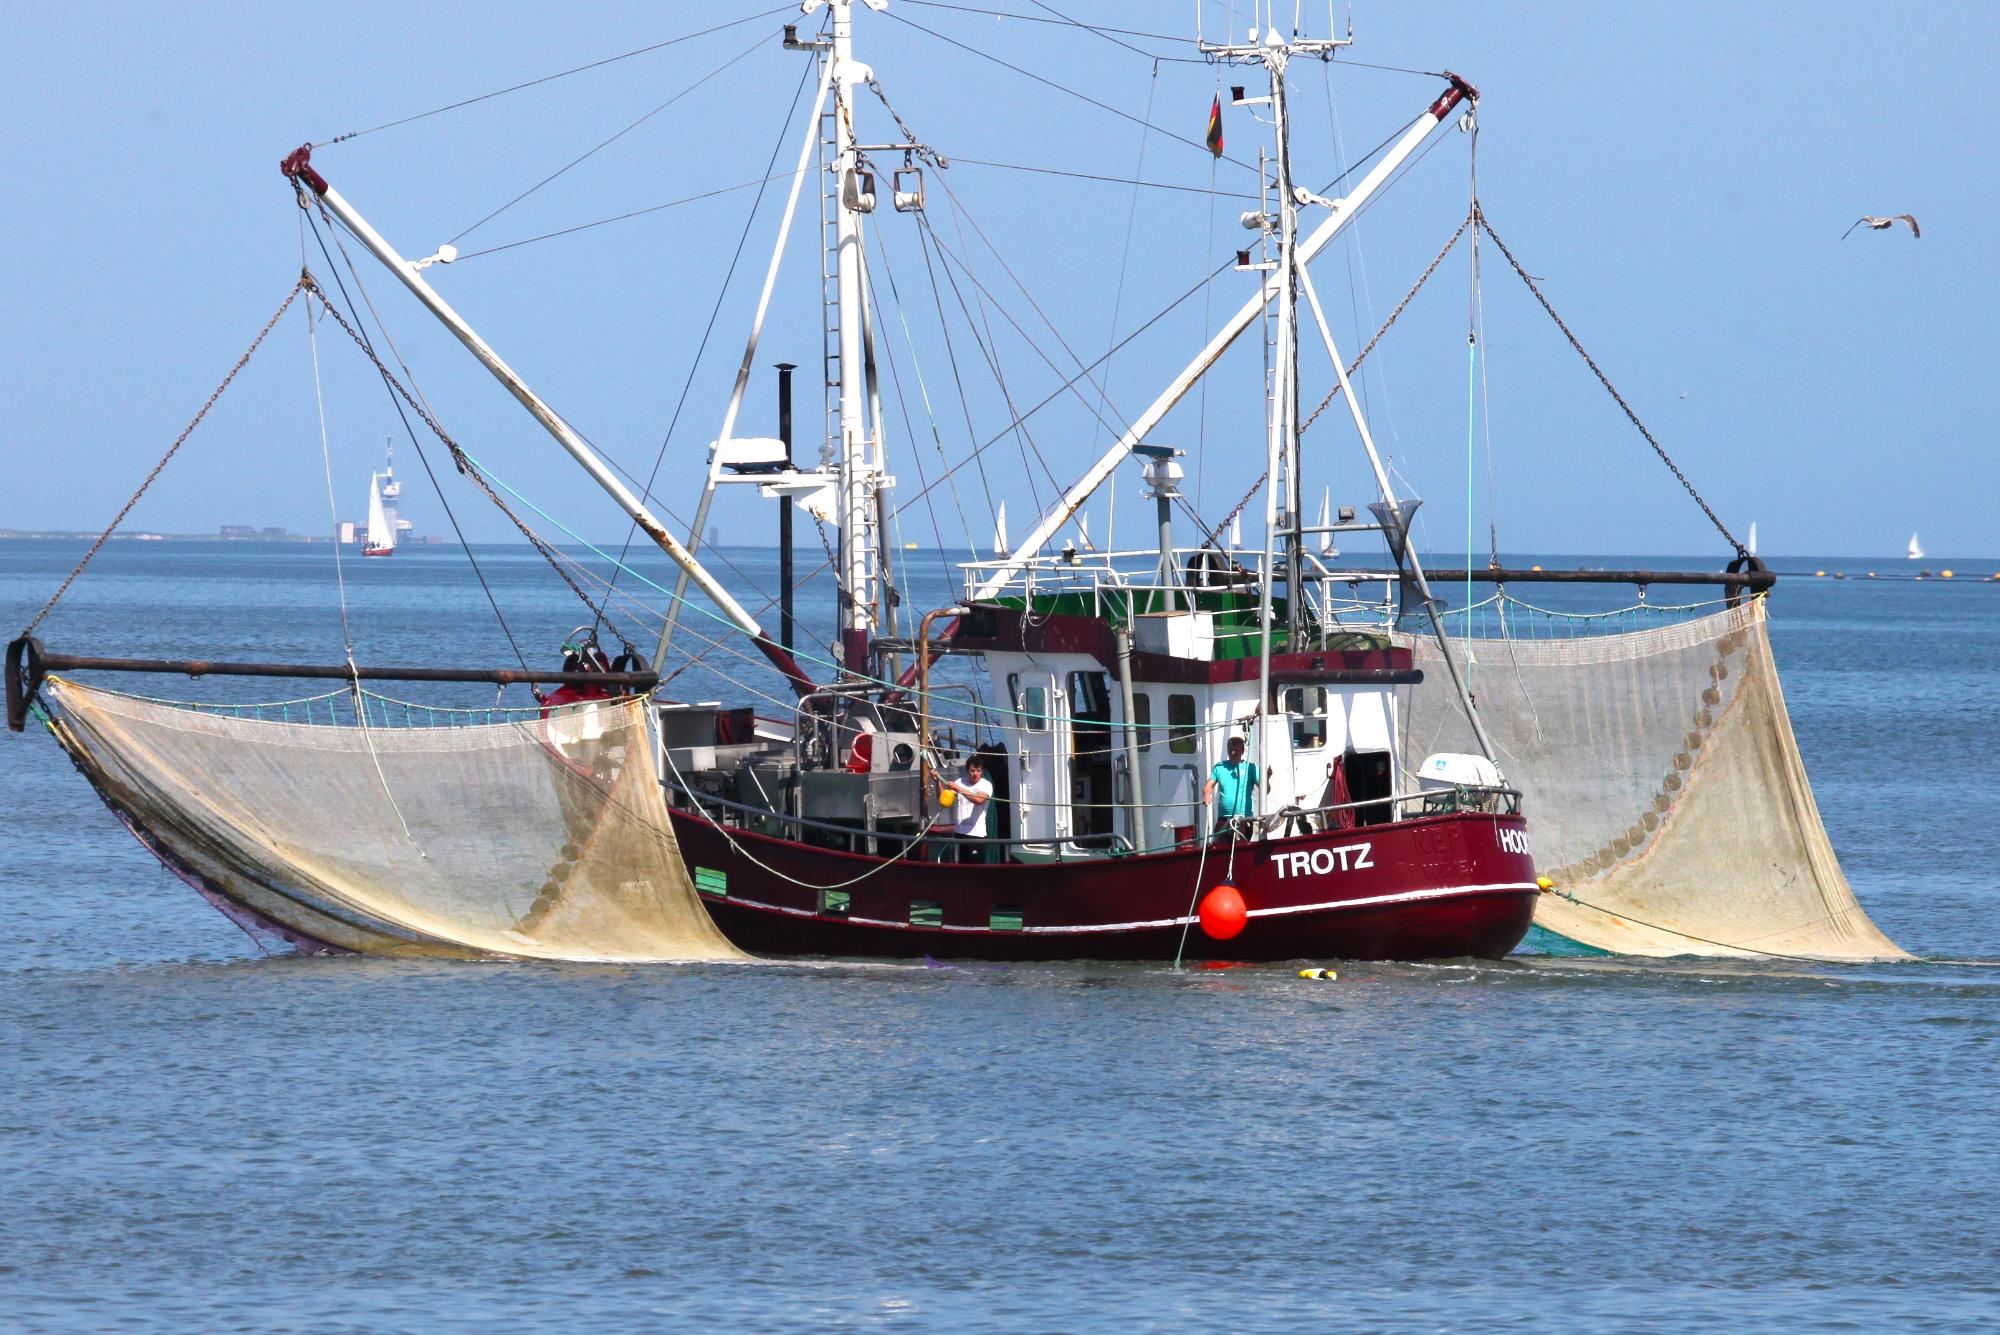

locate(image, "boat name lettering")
[[1497, 827, 1531, 856], [1275, 843, 1374, 879]]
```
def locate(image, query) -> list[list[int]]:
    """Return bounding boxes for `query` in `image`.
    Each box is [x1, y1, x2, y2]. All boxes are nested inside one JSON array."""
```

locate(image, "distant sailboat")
[[1317, 487, 1339, 557], [1747, 521, 1758, 558], [1907, 532, 1924, 561], [992, 501, 1009, 557], [362, 470, 394, 557], [1228, 511, 1242, 549]]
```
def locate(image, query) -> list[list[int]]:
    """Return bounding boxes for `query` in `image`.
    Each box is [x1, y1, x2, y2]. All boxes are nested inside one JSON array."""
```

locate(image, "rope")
[[313, 7, 795, 147], [302, 279, 633, 647], [21, 281, 304, 638], [1193, 212, 1473, 554], [298, 208, 536, 679], [1477, 211, 1746, 558], [1172, 814, 1214, 969], [445, 27, 771, 247]]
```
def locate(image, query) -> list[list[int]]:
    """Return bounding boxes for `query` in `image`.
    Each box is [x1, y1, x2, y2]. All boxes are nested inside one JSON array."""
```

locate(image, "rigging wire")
[[305, 187, 784, 609], [1477, 213, 1747, 557], [452, 170, 807, 261], [299, 206, 535, 677], [869, 225, 982, 574], [951, 157, 1258, 200], [446, 27, 772, 248], [887, 9, 1262, 175], [592, 49, 820, 642], [916, 210, 1056, 515], [1088, 55, 1165, 553], [312, 6, 795, 147], [890, 251, 1235, 519], [20, 283, 304, 639], [902, 0, 1196, 49], [299, 246, 423, 854]]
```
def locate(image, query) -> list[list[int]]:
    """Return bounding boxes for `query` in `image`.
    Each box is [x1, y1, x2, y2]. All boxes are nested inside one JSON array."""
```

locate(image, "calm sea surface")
[[3, 540, 1997, 1331]]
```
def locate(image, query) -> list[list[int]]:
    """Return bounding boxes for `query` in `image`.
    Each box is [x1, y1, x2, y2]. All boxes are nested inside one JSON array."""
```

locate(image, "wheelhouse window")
[[1021, 685, 1049, 733], [1285, 685, 1328, 750], [1131, 693, 1153, 752], [1167, 693, 1197, 754]]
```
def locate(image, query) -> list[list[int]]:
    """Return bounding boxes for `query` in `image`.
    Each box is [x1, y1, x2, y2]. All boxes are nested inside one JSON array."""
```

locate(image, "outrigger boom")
[[280, 146, 816, 697], [971, 72, 1476, 601]]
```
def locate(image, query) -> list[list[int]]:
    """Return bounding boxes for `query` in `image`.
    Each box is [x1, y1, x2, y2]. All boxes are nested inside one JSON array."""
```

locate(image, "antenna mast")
[[1201, 13, 1349, 647]]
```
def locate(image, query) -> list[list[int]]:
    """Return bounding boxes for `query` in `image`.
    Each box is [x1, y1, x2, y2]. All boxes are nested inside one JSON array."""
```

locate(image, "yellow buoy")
[[937, 787, 955, 808], [1529, 564, 1543, 572], [1815, 569, 1826, 577], [1536, 875, 1555, 891], [1298, 968, 1338, 981], [1942, 569, 1955, 579]]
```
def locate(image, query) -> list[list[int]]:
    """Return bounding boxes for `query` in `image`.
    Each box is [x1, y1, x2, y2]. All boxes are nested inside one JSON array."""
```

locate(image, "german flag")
[[1205, 95, 1224, 157]]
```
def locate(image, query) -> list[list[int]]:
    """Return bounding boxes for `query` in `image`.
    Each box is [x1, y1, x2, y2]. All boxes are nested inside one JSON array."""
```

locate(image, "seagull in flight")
[[1841, 214, 1921, 240]]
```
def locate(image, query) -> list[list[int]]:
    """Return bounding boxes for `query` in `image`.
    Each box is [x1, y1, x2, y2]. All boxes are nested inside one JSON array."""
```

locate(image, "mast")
[[971, 68, 1473, 601], [1202, 19, 1349, 816], [828, 0, 878, 677]]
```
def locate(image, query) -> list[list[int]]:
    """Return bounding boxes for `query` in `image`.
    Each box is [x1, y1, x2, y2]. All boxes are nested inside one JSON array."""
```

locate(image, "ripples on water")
[[3, 544, 1997, 1329]]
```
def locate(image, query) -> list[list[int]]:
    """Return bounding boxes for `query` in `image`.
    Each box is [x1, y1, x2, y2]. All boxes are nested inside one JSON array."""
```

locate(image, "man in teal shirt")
[[1203, 735, 1261, 830]]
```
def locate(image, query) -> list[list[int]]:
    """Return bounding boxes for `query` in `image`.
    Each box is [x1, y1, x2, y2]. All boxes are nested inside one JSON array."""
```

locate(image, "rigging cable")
[[1477, 213, 1746, 558], [21, 282, 304, 639], [300, 255, 423, 855], [313, 6, 796, 147], [592, 47, 820, 641], [1088, 56, 1164, 553], [887, 9, 1262, 175], [298, 205, 536, 678], [446, 26, 773, 248]]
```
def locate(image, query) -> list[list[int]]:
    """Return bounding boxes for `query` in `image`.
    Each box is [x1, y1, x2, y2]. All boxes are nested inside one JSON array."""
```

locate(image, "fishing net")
[[41, 679, 744, 962], [1396, 597, 1906, 960]]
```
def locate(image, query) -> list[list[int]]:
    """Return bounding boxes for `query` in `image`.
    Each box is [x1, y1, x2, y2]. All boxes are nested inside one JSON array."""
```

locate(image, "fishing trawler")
[[7, 2, 1909, 966]]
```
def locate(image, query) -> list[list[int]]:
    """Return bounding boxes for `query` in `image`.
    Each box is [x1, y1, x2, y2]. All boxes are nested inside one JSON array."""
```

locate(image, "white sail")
[[1907, 532, 1924, 560], [1317, 487, 1336, 556], [1228, 511, 1242, 549], [1747, 521, 1758, 558], [364, 472, 393, 552], [992, 501, 1009, 557]]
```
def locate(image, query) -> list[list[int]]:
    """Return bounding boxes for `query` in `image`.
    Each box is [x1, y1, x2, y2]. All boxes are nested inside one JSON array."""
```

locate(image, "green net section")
[[43, 679, 745, 963]]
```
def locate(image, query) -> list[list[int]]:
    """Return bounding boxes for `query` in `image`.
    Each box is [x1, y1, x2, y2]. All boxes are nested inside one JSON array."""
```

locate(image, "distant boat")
[[362, 469, 394, 557], [362, 438, 401, 557], [1907, 532, 1924, 561]]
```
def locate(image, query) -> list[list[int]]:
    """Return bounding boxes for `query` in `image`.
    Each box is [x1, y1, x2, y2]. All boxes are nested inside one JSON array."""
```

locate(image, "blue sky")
[[0, 2, 1990, 561]]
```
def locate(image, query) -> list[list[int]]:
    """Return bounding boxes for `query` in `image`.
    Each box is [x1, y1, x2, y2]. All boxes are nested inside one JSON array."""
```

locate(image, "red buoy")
[[1198, 883, 1248, 941]]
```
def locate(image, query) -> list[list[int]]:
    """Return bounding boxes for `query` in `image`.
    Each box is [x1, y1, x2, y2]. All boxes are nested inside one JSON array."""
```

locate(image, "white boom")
[[971, 74, 1475, 602], [281, 146, 814, 693]]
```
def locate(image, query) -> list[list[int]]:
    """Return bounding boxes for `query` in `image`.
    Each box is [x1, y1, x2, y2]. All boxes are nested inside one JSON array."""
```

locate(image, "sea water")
[[2, 541, 1996, 1331]]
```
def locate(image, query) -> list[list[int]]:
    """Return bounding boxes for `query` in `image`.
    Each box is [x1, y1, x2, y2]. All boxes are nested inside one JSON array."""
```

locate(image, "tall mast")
[[826, 0, 881, 677], [1203, 15, 1349, 813]]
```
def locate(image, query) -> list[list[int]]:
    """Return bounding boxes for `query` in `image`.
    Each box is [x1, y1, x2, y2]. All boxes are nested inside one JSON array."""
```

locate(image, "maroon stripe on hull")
[[670, 809, 1538, 962]]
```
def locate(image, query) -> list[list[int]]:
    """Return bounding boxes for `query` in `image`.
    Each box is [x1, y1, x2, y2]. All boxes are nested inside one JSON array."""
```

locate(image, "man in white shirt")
[[942, 757, 994, 864]]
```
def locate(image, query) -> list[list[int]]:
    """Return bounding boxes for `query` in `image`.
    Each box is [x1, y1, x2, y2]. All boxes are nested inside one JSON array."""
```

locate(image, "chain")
[[1476, 211, 1745, 557], [22, 281, 307, 638], [1301, 210, 1472, 433], [304, 280, 635, 648], [1192, 211, 1473, 552]]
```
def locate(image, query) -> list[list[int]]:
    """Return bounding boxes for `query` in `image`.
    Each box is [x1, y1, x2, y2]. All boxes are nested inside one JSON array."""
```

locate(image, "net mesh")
[[1397, 598, 1907, 960], [43, 679, 744, 962]]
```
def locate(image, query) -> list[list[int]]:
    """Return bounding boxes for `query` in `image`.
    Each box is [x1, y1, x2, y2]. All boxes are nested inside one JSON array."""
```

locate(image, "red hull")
[[670, 809, 1538, 962]]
